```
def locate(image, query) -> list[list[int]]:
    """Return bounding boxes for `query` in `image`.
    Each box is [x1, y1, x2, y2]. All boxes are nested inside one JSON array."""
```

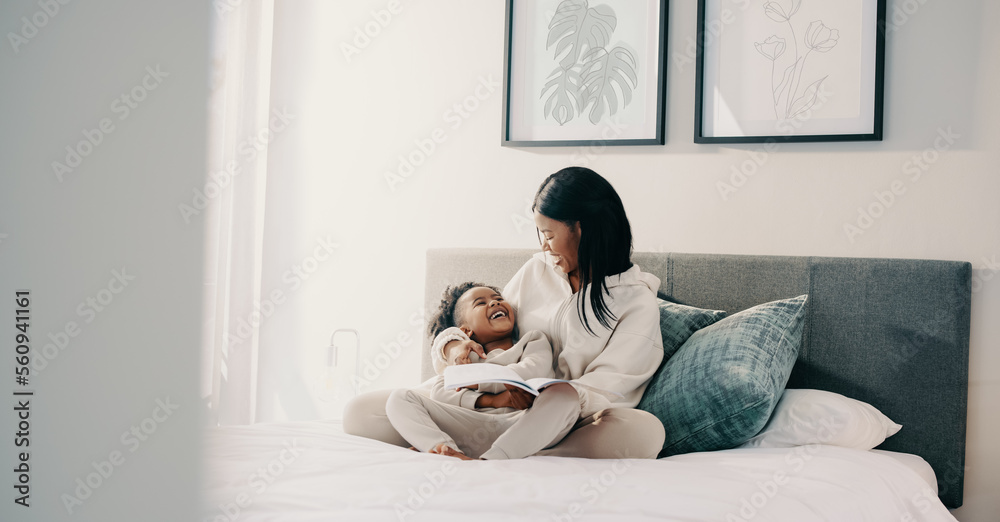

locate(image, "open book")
[[443, 364, 623, 398]]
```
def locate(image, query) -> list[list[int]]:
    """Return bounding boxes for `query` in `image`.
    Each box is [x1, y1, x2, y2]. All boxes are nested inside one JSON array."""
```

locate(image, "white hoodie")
[[435, 252, 663, 418]]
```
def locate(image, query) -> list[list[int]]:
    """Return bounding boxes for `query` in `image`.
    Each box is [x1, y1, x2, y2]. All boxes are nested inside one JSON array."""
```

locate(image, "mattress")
[[201, 419, 957, 522]]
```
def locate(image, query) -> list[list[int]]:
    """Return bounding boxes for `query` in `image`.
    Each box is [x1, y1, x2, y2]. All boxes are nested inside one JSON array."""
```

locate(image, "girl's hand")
[[444, 339, 487, 365]]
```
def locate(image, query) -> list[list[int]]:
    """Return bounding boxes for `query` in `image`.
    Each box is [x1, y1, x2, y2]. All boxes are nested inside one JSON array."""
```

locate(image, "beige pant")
[[346, 387, 665, 459], [385, 383, 580, 459]]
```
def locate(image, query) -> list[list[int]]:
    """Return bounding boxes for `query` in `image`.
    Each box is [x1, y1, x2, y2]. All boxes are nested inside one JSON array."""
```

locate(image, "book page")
[[443, 364, 525, 390], [524, 377, 572, 390], [443, 365, 624, 399]]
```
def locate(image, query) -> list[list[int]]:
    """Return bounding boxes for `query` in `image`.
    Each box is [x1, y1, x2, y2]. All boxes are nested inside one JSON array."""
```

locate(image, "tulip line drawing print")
[[754, 0, 839, 120], [540, 0, 638, 126]]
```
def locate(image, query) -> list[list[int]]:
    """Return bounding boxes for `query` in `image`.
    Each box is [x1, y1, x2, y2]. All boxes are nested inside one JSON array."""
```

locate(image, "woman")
[[345, 167, 665, 459]]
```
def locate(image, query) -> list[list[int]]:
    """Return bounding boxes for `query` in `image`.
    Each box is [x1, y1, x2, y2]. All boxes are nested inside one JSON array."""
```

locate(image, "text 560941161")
[[13, 290, 33, 508]]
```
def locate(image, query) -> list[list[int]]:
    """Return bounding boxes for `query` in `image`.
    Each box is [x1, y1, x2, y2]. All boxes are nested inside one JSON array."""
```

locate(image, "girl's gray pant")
[[385, 383, 580, 460]]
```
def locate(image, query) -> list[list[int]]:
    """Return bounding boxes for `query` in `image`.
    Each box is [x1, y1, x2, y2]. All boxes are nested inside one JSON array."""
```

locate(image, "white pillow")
[[738, 389, 902, 450]]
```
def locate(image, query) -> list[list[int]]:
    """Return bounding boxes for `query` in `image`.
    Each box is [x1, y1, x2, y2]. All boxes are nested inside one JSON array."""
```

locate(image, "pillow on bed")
[[655, 297, 727, 361], [638, 295, 808, 458], [738, 389, 902, 449]]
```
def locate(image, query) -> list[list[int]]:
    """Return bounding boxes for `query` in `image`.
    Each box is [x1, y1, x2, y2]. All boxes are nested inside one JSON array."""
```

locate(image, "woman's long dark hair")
[[532, 167, 633, 335]]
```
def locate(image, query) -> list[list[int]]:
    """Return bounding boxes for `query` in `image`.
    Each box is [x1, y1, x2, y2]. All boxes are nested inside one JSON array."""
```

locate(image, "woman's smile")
[[533, 211, 581, 277]]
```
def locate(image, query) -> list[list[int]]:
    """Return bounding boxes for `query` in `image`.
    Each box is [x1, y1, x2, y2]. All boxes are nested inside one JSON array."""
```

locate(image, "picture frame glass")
[[698, 0, 882, 141], [506, 0, 665, 145]]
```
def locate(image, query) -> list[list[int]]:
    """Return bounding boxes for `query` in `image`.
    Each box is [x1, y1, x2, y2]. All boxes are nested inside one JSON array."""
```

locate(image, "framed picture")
[[502, 0, 668, 147], [695, 0, 886, 143]]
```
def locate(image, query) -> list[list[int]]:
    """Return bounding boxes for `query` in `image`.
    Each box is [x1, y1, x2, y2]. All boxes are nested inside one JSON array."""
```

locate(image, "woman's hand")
[[444, 339, 487, 365], [474, 386, 536, 410], [502, 385, 536, 410]]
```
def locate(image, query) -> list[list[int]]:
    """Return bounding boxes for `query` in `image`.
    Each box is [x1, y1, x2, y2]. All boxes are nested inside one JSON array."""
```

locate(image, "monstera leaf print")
[[541, 65, 585, 125], [580, 46, 637, 124], [538, 0, 638, 126], [546, 0, 617, 69]]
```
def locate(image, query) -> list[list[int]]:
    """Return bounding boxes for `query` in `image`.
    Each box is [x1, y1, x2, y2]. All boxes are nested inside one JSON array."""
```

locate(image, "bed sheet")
[[202, 419, 957, 522], [870, 449, 939, 492]]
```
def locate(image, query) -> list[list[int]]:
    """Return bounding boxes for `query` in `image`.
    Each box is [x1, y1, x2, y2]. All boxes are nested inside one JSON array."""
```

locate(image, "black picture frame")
[[502, 0, 668, 147], [694, 0, 886, 143]]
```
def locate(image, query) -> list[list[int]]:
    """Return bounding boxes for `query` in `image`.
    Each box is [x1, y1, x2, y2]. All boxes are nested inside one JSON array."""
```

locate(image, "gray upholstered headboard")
[[422, 248, 971, 508]]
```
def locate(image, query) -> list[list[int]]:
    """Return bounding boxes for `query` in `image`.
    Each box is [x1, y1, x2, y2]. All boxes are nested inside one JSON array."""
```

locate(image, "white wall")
[[257, 1, 998, 520]]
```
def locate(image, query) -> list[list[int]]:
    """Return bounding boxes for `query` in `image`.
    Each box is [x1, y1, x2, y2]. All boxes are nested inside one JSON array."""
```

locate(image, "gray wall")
[[0, 1, 208, 521]]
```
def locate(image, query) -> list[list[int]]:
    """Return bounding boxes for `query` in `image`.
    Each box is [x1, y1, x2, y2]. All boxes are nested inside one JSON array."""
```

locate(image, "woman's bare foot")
[[407, 446, 419, 452], [429, 443, 481, 460]]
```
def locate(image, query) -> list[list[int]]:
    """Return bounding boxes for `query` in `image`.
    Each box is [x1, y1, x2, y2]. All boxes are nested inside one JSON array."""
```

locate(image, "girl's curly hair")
[[426, 282, 502, 339]]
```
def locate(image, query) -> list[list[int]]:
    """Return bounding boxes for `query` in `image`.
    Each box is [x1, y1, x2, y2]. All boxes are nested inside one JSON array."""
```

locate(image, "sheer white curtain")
[[201, 0, 276, 426], [201, 0, 449, 426]]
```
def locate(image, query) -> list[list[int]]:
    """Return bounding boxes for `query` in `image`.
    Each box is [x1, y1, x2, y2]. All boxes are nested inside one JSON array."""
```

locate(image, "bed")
[[202, 249, 971, 521]]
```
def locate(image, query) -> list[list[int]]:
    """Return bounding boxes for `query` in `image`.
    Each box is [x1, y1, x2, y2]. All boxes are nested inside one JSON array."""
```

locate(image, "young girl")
[[385, 283, 580, 460]]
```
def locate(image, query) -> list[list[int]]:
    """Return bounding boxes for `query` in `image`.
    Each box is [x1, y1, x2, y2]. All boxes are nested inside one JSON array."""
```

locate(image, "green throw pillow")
[[639, 295, 808, 457], [656, 297, 727, 361]]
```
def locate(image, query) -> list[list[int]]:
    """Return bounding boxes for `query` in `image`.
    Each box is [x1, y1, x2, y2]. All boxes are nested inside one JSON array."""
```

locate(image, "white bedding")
[[202, 420, 957, 522]]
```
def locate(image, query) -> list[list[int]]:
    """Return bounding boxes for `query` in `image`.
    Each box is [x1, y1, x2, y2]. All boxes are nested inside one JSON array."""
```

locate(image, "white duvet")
[[201, 420, 957, 522]]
